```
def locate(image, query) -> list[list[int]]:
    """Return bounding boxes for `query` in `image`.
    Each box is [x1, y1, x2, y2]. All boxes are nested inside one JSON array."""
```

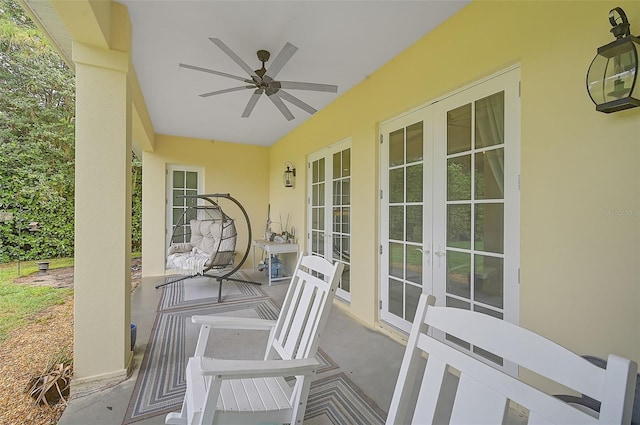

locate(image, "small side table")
[[253, 239, 299, 286]]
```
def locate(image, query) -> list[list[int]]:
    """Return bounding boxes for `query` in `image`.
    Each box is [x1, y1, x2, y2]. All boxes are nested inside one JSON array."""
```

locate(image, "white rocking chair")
[[387, 294, 637, 425], [165, 254, 344, 425]]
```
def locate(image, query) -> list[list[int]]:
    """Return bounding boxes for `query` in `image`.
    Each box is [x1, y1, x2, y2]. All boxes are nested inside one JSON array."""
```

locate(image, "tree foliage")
[[0, 0, 75, 262], [0, 0, 142, 262], [132, 154, 142, 253]]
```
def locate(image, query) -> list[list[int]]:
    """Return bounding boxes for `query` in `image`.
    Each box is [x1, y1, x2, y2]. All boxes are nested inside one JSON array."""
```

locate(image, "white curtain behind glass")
[[475, 93, 504, 197]]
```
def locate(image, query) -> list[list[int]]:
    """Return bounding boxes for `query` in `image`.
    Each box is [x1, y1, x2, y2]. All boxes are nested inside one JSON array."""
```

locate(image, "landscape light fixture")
[[586, 7, 640, 113]]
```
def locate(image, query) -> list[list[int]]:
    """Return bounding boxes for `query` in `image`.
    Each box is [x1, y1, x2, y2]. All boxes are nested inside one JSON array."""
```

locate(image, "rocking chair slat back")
[[387, 294, 638, 425], [267, 255, 343, 362]]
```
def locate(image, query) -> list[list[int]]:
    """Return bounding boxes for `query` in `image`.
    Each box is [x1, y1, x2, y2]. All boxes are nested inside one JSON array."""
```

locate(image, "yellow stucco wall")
[[141, 135, 270, 276], [63, 0, 137, 382], [73, 46, 133, 381], [35, 0, 638, 384], [267, 0, 640, 363]]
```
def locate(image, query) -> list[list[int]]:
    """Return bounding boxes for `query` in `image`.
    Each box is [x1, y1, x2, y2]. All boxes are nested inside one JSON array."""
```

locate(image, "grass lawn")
[[0, 258, 74, 343]]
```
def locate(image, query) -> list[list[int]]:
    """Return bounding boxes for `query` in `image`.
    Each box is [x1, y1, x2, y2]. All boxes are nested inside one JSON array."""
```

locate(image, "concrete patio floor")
[[58, 269, 407, 425]]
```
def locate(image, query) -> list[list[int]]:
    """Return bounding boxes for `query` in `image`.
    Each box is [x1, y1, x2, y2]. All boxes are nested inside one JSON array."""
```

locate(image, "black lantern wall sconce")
[[283, 162, 296, 188], [586, 7, 640, 113]]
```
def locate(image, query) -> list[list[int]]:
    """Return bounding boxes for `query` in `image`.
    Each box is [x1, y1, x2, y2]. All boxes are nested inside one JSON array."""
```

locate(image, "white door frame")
[[379, 112, 434, 331], [432, 68, 521, 327], [379, 66, 520, 341], [165, 164, 204, 251], [307, 138, 352, 301]]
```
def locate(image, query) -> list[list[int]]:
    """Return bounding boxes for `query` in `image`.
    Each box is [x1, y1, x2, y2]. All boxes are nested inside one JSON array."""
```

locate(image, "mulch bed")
[[13, 267, 74, 288], [0, 301, 73, 425], [0, 258, 141, 425]]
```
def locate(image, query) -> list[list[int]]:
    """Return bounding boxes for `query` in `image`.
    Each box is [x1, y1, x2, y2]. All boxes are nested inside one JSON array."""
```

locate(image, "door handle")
[[417, 245, 432, 266], [434, 247, 446, 268]]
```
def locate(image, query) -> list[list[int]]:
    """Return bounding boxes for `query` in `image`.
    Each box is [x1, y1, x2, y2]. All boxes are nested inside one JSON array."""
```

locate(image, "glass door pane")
[[332, 148, 351, 297], [308, 141, 352, 301], [310, 158, 325, 258], [171, 169, 199, 244], [443, 91, 506, 365], [386, 121, 425, 324]]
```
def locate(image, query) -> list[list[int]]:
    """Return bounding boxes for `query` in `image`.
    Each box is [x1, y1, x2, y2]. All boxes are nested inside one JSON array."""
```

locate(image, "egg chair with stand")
[[156, 193, 259, 302]]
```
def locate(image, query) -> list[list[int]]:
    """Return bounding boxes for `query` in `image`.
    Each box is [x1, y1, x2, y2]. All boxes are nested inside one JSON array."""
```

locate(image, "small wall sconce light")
[[586, 7, 640, 113], [283, 162, 296, 188]]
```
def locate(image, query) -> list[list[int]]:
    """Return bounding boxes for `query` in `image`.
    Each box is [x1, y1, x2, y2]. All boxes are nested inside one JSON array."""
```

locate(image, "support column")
[[72, 42, 132, 383]]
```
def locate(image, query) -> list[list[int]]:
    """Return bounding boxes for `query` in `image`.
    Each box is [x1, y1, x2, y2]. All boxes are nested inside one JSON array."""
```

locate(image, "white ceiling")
[[120, 1, 469, 146], [24, 0, 470, 147]]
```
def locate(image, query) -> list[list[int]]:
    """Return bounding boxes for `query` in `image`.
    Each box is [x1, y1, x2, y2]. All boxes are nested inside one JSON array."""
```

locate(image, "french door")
[[380, 114, 433, 330], [308, 139, 352, 301], [166, 165, 204, 249], [380, 68, 520, 356]]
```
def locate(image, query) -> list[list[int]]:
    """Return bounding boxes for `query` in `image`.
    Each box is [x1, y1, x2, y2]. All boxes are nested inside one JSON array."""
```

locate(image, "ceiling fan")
[[179, 38, 338, 121]]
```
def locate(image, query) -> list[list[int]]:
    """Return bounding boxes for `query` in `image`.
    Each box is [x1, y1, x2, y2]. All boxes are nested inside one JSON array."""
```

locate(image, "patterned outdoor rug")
[[123, 293, 384, 424], [158, 271, 265, 310], [305, 373, 385, 425]]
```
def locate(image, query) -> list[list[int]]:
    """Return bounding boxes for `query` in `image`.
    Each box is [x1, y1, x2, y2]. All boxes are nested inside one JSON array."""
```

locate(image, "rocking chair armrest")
[[196, 357, 321, 379], [191, 315, 277, 331]]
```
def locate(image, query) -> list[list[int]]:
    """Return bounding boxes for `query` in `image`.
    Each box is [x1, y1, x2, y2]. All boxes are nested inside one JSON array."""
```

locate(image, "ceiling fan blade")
[[267, 92, 295, 121], [278, 81, 338, 93], [242, 89, 263, 118], [199, 86, 254, 98], [209, 38, 259, 79], [179, 63, 253, 84], [264, 42, 298, 80], [277, 90, 317, 115]]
